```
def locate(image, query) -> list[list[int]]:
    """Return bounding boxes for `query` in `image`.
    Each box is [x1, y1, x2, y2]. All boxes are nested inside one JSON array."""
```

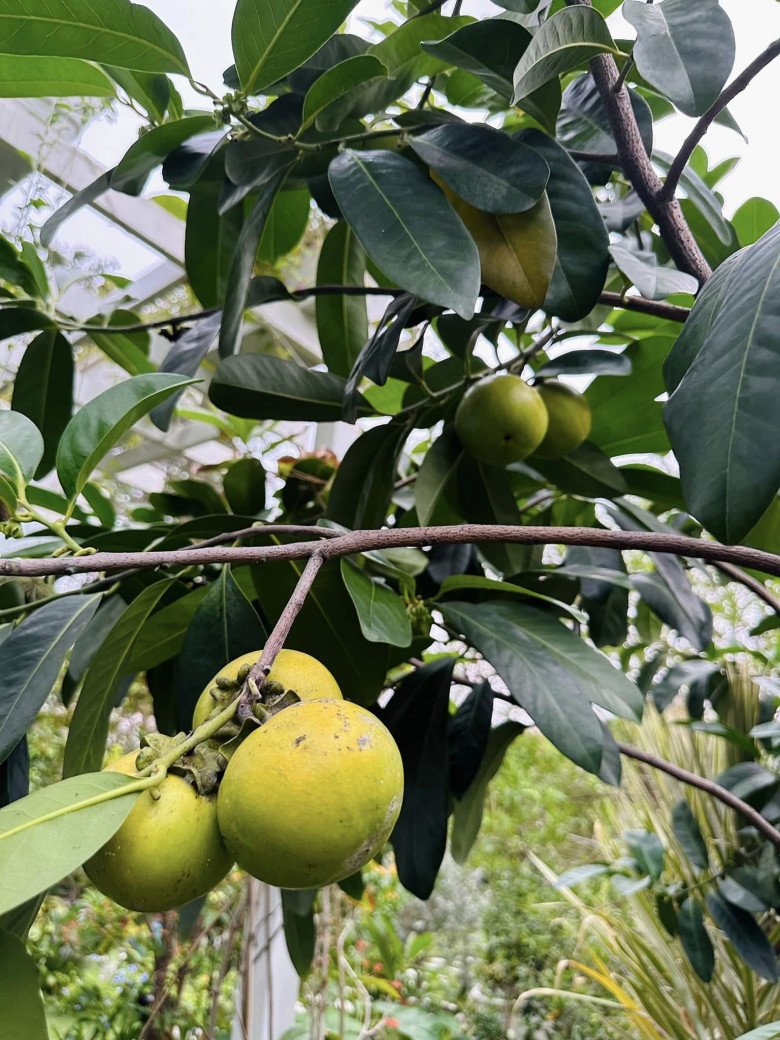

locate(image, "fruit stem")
[[135, 699, 245, 778]]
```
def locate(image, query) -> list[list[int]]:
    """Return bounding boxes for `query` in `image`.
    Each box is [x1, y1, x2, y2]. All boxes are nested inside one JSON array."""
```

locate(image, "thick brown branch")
[[711, 560, 780, 616], [599, 292, 689, 323], [3, 525, 780, 577], [564, 0, 711, 284], [662, 39, 780, 201], [617, 742, 780, 850]]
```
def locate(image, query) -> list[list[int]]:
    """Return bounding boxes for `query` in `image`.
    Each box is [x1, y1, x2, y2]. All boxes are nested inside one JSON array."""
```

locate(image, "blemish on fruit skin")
[[293, 734, 307, 746], [358, 735, 371, 749]]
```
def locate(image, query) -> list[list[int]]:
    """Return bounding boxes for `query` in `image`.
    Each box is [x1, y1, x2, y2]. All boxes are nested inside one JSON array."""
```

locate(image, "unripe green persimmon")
[[455, 374, 549, 466], [84, 753, 233, 913], [534, 382, 592, 459], [217, 700, 404, 890], [192, 648, 343, 728]]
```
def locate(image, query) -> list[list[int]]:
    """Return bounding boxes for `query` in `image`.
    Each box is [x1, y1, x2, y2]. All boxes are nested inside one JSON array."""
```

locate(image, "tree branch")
[[598, 292, 689, 323], [617, 742, 780, 850], [3, 525, 780, 577], [564, 0, 712, 284], [661, 38, 780, 201], [711, 560, 780, 616]]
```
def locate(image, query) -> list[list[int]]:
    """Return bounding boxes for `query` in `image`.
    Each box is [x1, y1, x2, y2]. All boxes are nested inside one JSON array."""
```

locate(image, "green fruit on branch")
[[192, 648, 343, 728], [84, 752, 233, 913], [217, 700, 404, 890], [534, 382, 592, 459], [455, 374, 549, 466]]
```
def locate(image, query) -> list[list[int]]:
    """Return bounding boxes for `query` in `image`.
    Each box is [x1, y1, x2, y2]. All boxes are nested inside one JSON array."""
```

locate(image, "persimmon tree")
[[0, 0, 779, 1033]]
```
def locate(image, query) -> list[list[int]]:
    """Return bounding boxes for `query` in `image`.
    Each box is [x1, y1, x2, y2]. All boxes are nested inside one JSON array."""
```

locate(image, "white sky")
[[32, 0, 780, 279]]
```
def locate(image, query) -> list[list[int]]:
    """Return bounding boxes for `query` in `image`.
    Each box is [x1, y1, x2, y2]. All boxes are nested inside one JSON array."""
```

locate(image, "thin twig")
[[711, 560, 780, 616], [598, 291, 689, 323], [564, 0, 711, 283], [1, 525, 778, 578], [661, 39, 780, 200], [617, 742, 780, 849]]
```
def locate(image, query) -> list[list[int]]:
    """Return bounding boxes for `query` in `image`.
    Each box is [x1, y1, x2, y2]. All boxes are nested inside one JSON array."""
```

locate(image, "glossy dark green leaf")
[[315, 222, 368, 378], [302, 54, 387, 130], [185, 164, 243, 308], [631, 572, 712, 651], [329, 150, 480, 319], [223, 458, 266, 515], [217, 168, 290, 357], [609, 245, 698, 300], [66, 596, 127, 691], [281, 890, 316, 977], [257, 188, 310, 264], [112, 114, 215, 193], [536, 349, 631, 378], [210, 354, 365, 423], [625, 828, 664, 879], [103, 67, 175, 123], [441, 600, 640, 773], [0, 0, 189, 75], [11, 331, 73, 477], [451, 721, 524, 864], [0, 929, 48, 1039], [380, 659, 454, 899], [231, 0, 361, 94], [671, 799, 709, 870], [555, 74, 652, 183], [587, 336, 674, 456], [340, 560, 411, 648], [56, 373, 197, 499], [0, 596, 100, 765], [530, 441, 628, 498], [0, 308, 53, 343], [0, 737, 28, 808], [448, 680, 494, 799], [0, 771, 141, 915], [176, 567, 266, 730], [624, 0, 735, 116], [518, 129, 610, 321], [663, 224, 780, 543], [150, 311, 222, 432], [512, 6, 618, 101], [84, 308, 154, 377], [327, 422, 409, 530], [706, 891, 779, 982], [731, 197, 780, 248], [0, 410, 43, 510], [63, 580, 174, 777], [342, 294, 417, 423], [124, 585, 210, 674], [415, 427, 464, 527], [0, 53, 114, 97], [654, 151, 732, 245], [457, 456, 532, 576], [409, 124, 548, 214], [677, 896, 714, 981], [252, 553, 387, 707]]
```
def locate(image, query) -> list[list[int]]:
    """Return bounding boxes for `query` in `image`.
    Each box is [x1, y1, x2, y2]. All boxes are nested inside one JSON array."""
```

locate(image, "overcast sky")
[[67, 0, 779, 276]]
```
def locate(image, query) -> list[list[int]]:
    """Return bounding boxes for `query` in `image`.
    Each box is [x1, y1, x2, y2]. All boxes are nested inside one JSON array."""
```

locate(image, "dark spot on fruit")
[[294, 735, 307, 747], [358, 736, 370, 749], [502, 433, 512, 443]]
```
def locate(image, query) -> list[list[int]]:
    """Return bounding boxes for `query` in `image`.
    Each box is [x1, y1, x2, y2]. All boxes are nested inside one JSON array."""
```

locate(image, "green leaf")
[[0, 0, 189, 75], [281, 890, 316, 977], [415, 427, 464, 527], [176, 567, 266, 730], [231, 0, 361, 95], [112, 114, 216, 193], [327, 422, 409, 530], [63, 580, 175, 777], [124, 585, 210, 674], [12, 331, 73, 472], [536, 350, 631, 378], [663, 223, 780, 543], [380, 659, 454, 899], [625, 828, 664, 879], [441, 600, 640, 773], [676, 897, 714, 980], [0, 929, 48, 1039], [531, 441, 628, 498], [448, 679, 494, 798], [56, 373, 197, 500], [0, 308, 54, 343], [218, 168, 290, 357], [328, 149, 480, 319], [451, 721, 524, 864], [252, 552, 388, 707], [0, 53, 114, 97], [706, 891, 779, 982], [223, 458, 266, 516], [210, 354, 364, 423], [518, 129, 610, 321], [340, 560, 412, 648], [512, 6, 618, 102], [631, 572, 712, 651], [456, 456, 535, 576], [587, 337, 674, 456], [437, 574, 587, 624], [0, 596, 100, 765], [185, 163, 243, 309], [257, 187, 311, 264], [315, 222, 368, 378], [0, 771, 140, 915], [0, 411, 44, 513], [654, 151, 732, 246], [83, 309, 155, 378], [609, 245, 699, 301], [104, 66, 175, 123], [624, 0, 735, 116], [302, 54, 387, 130], [735, 1026, 780, 1040], [731, 198, 780, 248], [40, 170, 112, 249], [151, 311, 222, 432], [409, 124, 549, 214]]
